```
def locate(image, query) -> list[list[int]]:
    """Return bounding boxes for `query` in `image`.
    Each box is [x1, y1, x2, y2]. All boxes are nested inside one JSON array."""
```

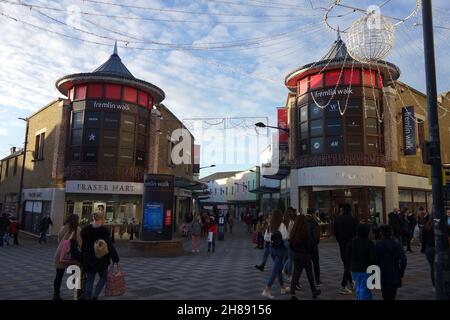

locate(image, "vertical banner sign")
[[193, 144, 200, 174], [141, 174, 174, 241], [277, 107, 288, 144], [402, 106, 416, 155]]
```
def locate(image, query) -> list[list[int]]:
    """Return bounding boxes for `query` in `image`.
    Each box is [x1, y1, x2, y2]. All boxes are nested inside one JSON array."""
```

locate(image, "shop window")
[[325, 70, 341, 87], [326, 117, 342, 135], [310, 119, 324, 137], [343, 69, 361, 85], [122, 114, 136, 133], [71, 129, 82, 146], [365, 118, 378, 135], [363, 69, 377, 87], [68, 87, 75, 101], [346, 100, 362, 114], [309, 104, 324, 120], [346, 116, 362, 134], [327, 100, 341, 117], [34, 132, 45, 161], [138, 91, 149, 107], [300, 105, 308, 122], [101, 148, 117, 163], [74, 85, 87, 100], [366, 136, 379, 153], [311, 137, 324, 154], [123, 86, 137, 103], [87, 83, 103, 98], [299, 77, 308, 95], [103, 130, 118, 147], [82, 147, 98, 162], [84, 129, 99, 146], [119, 148, 133, 164], [300, 122, 309, 139], [138, 117, 147, 135], [310, 74, 323, 90], [327, 136, 343, 153], [105, 84, 121, 100], [104, 112, 120, 129], [120, 131, 135, 149], [85, 111, 101, 128], [399, 189, 413, 211], [71, 147, 81, 161], [72, 112, 84, 129], [365, 100, 377, 118], [136, 150, 145, 166], [347, 135, 363, 152]]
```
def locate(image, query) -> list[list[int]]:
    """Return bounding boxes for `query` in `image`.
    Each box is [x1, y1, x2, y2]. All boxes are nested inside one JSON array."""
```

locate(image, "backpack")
[[271, 230, 284, 248]]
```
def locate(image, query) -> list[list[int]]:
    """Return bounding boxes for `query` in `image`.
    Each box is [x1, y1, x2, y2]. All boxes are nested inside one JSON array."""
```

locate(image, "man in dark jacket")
[[38, 215, 53, 244], [0, 213, 10, 247], [333, 203, 357, 294], [388, 208, 406, 244], [376, 225, 407, 300], [81, 210, 119, 300], [305, 208, 321, 286]]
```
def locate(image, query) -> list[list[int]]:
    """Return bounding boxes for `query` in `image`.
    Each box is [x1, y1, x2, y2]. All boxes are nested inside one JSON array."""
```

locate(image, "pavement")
[[0, 222, 435, 300]]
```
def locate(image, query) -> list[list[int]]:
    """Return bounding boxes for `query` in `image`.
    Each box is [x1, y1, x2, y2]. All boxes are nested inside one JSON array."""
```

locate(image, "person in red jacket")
[[207, 216, 218, 253], [8, 216, 20, 245]]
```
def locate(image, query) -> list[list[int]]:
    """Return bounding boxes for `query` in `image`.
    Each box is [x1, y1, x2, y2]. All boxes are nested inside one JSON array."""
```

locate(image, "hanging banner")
[[402, 106, 416, 155], [277, 107, 288, 144]]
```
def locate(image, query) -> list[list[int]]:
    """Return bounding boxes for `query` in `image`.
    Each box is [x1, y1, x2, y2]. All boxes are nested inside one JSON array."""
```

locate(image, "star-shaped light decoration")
[[89, 133, 96, 141]]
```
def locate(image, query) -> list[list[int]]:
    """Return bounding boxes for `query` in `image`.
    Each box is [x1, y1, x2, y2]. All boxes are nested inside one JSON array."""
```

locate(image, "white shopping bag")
[[207, 231, 213, 242]]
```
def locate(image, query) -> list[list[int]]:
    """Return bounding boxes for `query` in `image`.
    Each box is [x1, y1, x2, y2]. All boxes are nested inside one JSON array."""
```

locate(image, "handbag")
[[94, 239, 109, 259], [105, 263, 126, 297], [59, 232, 78, 265], [207, 231, 213, 242]]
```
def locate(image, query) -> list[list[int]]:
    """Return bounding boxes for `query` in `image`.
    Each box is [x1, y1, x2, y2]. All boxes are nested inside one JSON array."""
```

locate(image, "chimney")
[[10, 147, 16, 154]]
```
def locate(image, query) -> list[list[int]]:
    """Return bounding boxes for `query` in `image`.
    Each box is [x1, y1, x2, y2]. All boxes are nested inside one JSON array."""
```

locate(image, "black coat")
[[375, 239, 407, 288], [388, 212, 406, 238], [0, 216, 10, 232], [290, 227, 315, 254], [421, 226, 435, 252], [333, 214, 357, 244], [347, 237, 376, 273], [81, 224, 119, 273], [39, 217, 53, 232], [305, 215, 320, 245]]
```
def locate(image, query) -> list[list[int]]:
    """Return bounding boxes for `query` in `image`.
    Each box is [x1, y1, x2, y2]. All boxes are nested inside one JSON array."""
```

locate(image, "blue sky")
[[0, 0, 449, 178]]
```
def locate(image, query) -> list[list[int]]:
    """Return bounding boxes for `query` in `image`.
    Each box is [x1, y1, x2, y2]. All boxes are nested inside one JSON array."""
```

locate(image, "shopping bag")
[[105, 263, 126, 297], [59, 232, 78, 265], [207, 231, 213, 242]]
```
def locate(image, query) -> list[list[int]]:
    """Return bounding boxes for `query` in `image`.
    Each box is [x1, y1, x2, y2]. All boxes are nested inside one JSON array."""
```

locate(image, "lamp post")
[[421, 0, 450, 300], [17, 117, 29, 225], [254, 122, 289, 134], [199, 164, 216, 170]]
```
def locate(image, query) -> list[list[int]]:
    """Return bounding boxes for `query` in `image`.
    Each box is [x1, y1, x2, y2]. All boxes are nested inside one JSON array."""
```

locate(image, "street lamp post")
[[17, 117, 29, 225], [255, 122, 289, 134], [421, 0, 450, 300], [199, 164, 216, 170]]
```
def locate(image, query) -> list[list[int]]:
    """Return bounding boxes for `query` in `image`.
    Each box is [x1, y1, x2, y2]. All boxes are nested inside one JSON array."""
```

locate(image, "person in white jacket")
[[262, 210, 290, 299]]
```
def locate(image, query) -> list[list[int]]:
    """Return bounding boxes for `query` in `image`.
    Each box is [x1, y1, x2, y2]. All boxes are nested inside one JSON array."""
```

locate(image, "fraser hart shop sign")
[[66, 180, 144, 195]]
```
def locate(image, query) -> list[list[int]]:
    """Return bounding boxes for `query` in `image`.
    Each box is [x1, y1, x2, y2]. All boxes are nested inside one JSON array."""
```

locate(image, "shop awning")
[[262, 166, 290, 180], [174, 177, 208, 192], [249, 186, 280, 194]]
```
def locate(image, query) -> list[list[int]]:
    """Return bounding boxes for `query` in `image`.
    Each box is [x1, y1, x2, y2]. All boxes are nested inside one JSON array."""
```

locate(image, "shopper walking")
[[261, 210, 290, 299], [282, 208, 296, 281], [305, 208, 322, 286], [347, 224, 376, 300], [417, 206, 429, 243], [375, 225, 407, 300], [0, 213, 10, 247], [255, 215, 265, 249], [38, 214, 53, 244], [421, 217, 435, 288], [228, 214, 234, 234], [81, 211, 119, 300], [405, 208, 416, 252], [333, 203, 357, 294], [53, 214, 82, 300], [191, 215, 202, 253], [255, 214, 271, 271], [7, 216, 20, 245], [289, 214, 321, 300], [207, 216, 218, 253]]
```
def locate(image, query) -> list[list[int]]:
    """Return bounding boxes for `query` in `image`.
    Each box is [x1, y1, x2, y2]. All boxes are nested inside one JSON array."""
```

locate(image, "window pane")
[[343, 69, 360, 85], [136, 150, 145, 166], [325, 70, 341, 87], [87, 83, 103, 98], [136, 134, 146, 151], [327, 136, 343, 153], [311, 137, 324, 154], [300, 105, 308, 122], [83, 147, 98, 162], [138, 117, 147, 134], [71, 147, 81, 161], [300, 122, 309, 138], [346, 116, 362, 134], [310, 73, 323, 90], [122, 114, 135, 133], [105, 84, 121, 100], [71, 129, 82, 146], [365, 117, 378, 135], [104, 112, 120, 129], [299, 77, 308, 95], [300, 139, 308, 155], [85, 111, 101, 128], [73, 112, 84, 129], [123, 86, 137, 103], [365, 100, 377, 117], [310, 120, 324, 137], [326, 117, 342, 135], [84, 129, 99, 146], [346, 100, 361, 114], [327, 100, 341, 118], [309, 104, 323, 120], [120, 131, 135, 149], [367, 136, 379, 153], [103, 130, 118, 147], [101, 148, 117, 164], [363, 69, 376, 86], [347, 136, 363, 152], [119, 148, 133, 164], [75, 85, 86, 100], [138, 91, 149, 107]]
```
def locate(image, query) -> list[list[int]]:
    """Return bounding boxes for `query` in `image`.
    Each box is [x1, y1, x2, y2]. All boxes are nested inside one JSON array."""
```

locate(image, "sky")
[[0, 0, 449, 178]]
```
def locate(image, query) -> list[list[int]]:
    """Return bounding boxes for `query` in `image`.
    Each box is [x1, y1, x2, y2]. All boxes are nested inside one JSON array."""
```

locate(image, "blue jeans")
[[352, 272, 372, 300], [85, 269, 108, 300], [283, 240, 292, 276], [38, 232, 47, 243], [267, 246, 286, 288], [260, 241, 271, 267]]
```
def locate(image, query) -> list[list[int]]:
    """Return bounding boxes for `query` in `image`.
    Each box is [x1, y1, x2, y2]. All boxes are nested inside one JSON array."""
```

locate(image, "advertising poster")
[[143, 202, 164, 232]]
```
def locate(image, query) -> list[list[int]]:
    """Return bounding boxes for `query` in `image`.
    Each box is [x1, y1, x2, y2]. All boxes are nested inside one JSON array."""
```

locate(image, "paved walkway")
[[0, 223, 434, 300]]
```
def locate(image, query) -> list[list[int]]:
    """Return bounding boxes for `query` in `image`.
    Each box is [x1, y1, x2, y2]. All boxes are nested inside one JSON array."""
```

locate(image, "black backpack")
[[271, 230, 284, 248]]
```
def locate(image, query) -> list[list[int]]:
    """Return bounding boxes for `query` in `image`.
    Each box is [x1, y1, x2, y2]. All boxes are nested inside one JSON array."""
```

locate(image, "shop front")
[[65, 180, 143, 240]]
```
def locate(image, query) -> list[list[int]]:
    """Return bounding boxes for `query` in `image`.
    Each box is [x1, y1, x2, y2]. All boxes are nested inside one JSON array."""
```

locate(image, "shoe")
[[347, 283, 355, 290], [312, 289, 321, 299], [192, 250, 196, 252], [52, 294, 62, 300], [295, 283, 302, 290], [316, 282, 323, 287], [290, 295, 298, 300], [339, 287, 352, 295], [281, 287, 290, 295], [255, 265, 264, 272], [261, 288, 275, 299]]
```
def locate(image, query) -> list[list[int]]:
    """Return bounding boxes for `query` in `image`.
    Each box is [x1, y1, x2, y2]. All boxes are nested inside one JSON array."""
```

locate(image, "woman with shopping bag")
[[206, 216, 218, 253], [53, 214, 82, 300]]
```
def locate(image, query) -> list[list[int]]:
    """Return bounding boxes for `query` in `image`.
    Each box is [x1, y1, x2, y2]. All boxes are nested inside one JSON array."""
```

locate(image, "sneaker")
[[316, 282, 323, 287], [312, 289, 321, 299], [262, 288, 275, 299], [255, 265, 264, 272], [281, 287, 290, 295], [339, 287, 352, 295]]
